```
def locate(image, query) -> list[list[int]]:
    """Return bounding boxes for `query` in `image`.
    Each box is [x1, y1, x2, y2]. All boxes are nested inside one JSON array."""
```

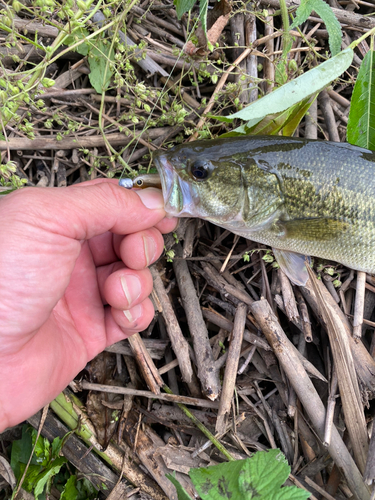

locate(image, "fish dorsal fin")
[[272, 248, 310, 286], [275, 218, 348, 242]]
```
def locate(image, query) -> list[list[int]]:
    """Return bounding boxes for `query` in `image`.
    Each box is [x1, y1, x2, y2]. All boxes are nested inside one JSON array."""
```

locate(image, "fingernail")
[[123, 304, 143, 323], [143, 235, 157, 266], [136, 188, 165, 210], [121, 275, 142, 307]]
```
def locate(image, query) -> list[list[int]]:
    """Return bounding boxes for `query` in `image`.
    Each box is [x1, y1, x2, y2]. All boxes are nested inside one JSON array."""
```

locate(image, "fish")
[[120, 135, 375, 285]]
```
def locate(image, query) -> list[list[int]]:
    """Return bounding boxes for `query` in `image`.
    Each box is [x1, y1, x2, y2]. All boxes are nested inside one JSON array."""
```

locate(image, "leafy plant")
[[215, 47, 353, 136], [290, 0, 342, 56], [347, 42, 375, 149], [167, 449, 310, 499], [64, 29, 115, 94], [10, 425, 97, 500], [174, 0, 209, 37]]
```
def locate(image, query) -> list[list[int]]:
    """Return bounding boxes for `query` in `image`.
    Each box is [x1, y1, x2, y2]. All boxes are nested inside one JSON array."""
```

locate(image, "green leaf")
[[21, 464, 44, 493], [235, 95, 316, 136], [76, 477, 97, 499], [11, 426, 36, 480], [61, 475, 79, 500], [291, 0, 342, 55], [189, 451, 310, 500], [33, 456, 67, 499], [32, 431, 50, 465], [63, 28, 89, 55], [275, 39, 293, 86], [215, 47, 352, 132], [190, 459, 246, 499], [174, 0, 196, 18], [239, 450, 310, 499], [87, 39, 115, 94], [282, 94, 317, 136], [166, 473, 194, 500], [199, 0, 209, 37], [347, 48, 375, 149], [51, 435, 65, 460]]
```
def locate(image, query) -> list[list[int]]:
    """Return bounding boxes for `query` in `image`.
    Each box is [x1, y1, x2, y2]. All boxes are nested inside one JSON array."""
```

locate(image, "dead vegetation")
[[1, 0, 375, 499]]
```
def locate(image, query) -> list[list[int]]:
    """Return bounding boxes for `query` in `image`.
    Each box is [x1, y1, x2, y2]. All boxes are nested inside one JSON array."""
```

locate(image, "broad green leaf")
[[63, 28, 90, 55], [347, 49, 375, 150], [189, 451, 310, 499], [166, 473, 194, 500], [190, 459, 246, 499], [235, 95, 316, 136], [215, 47, 352, 132], [239, 450, 309, 499], [87, 39, 115, 94], [291, 0, 342, 55], [21, 464, 43, 493], [33, 456, 67, 499], [61, 475, 79, 500], [64, 31, 114, 94], [174, 0, 196, 19], [61, 475, 97, 500], [11, 426, 36, 480]]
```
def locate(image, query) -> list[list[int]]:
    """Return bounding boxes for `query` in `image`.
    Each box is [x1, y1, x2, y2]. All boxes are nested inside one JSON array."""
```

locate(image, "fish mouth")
[[153, 153, 201, 217]]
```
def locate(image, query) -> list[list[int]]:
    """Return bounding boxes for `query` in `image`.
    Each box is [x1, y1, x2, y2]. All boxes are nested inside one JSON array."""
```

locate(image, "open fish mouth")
[[153, 153, 201, 218]]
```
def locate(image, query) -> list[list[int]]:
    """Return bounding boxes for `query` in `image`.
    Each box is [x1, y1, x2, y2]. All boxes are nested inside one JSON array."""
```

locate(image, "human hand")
[[0, 179, 177, 431]]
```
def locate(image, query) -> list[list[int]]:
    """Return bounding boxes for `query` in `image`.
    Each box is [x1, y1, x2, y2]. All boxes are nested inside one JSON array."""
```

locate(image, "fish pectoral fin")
[[275, 218, 348, 241], [273, 248, 310, 286]]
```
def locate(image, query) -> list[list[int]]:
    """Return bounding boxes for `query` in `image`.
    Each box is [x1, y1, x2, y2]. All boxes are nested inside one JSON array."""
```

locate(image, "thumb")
[[2, 179, 167, 240]]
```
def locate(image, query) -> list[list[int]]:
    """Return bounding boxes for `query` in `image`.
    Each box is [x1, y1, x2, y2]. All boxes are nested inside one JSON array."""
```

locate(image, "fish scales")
[[125, 136, 375, 284]]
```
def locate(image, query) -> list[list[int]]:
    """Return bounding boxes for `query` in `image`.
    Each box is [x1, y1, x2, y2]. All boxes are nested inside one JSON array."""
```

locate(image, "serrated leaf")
[[189, 451, 310, 500], [174, 0, 196, 19], [347, 49, 375, 149], [190, 459, 246, 499], [291, 0, 342, 55], [214, 47, 352, 131], [166, 473, 194, 500], [290, 0, 311, 27]]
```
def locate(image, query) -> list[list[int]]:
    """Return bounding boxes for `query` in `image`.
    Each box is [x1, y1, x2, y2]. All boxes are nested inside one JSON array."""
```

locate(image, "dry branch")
[[216, 302, 247, 433], [307, 269, 368, 474], [173, 244, 220, 399], [150, 265, 193, 384], [249, 299, 370, 500]]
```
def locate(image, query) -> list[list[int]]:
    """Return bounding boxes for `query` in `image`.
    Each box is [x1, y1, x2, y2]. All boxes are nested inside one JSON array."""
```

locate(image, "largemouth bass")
[[120, 136, 375, 285]]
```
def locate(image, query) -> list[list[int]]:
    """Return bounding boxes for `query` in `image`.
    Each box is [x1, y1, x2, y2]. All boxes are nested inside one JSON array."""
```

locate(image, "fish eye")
[[135, 179, 143, 187], [190, 161, 210, 181]]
